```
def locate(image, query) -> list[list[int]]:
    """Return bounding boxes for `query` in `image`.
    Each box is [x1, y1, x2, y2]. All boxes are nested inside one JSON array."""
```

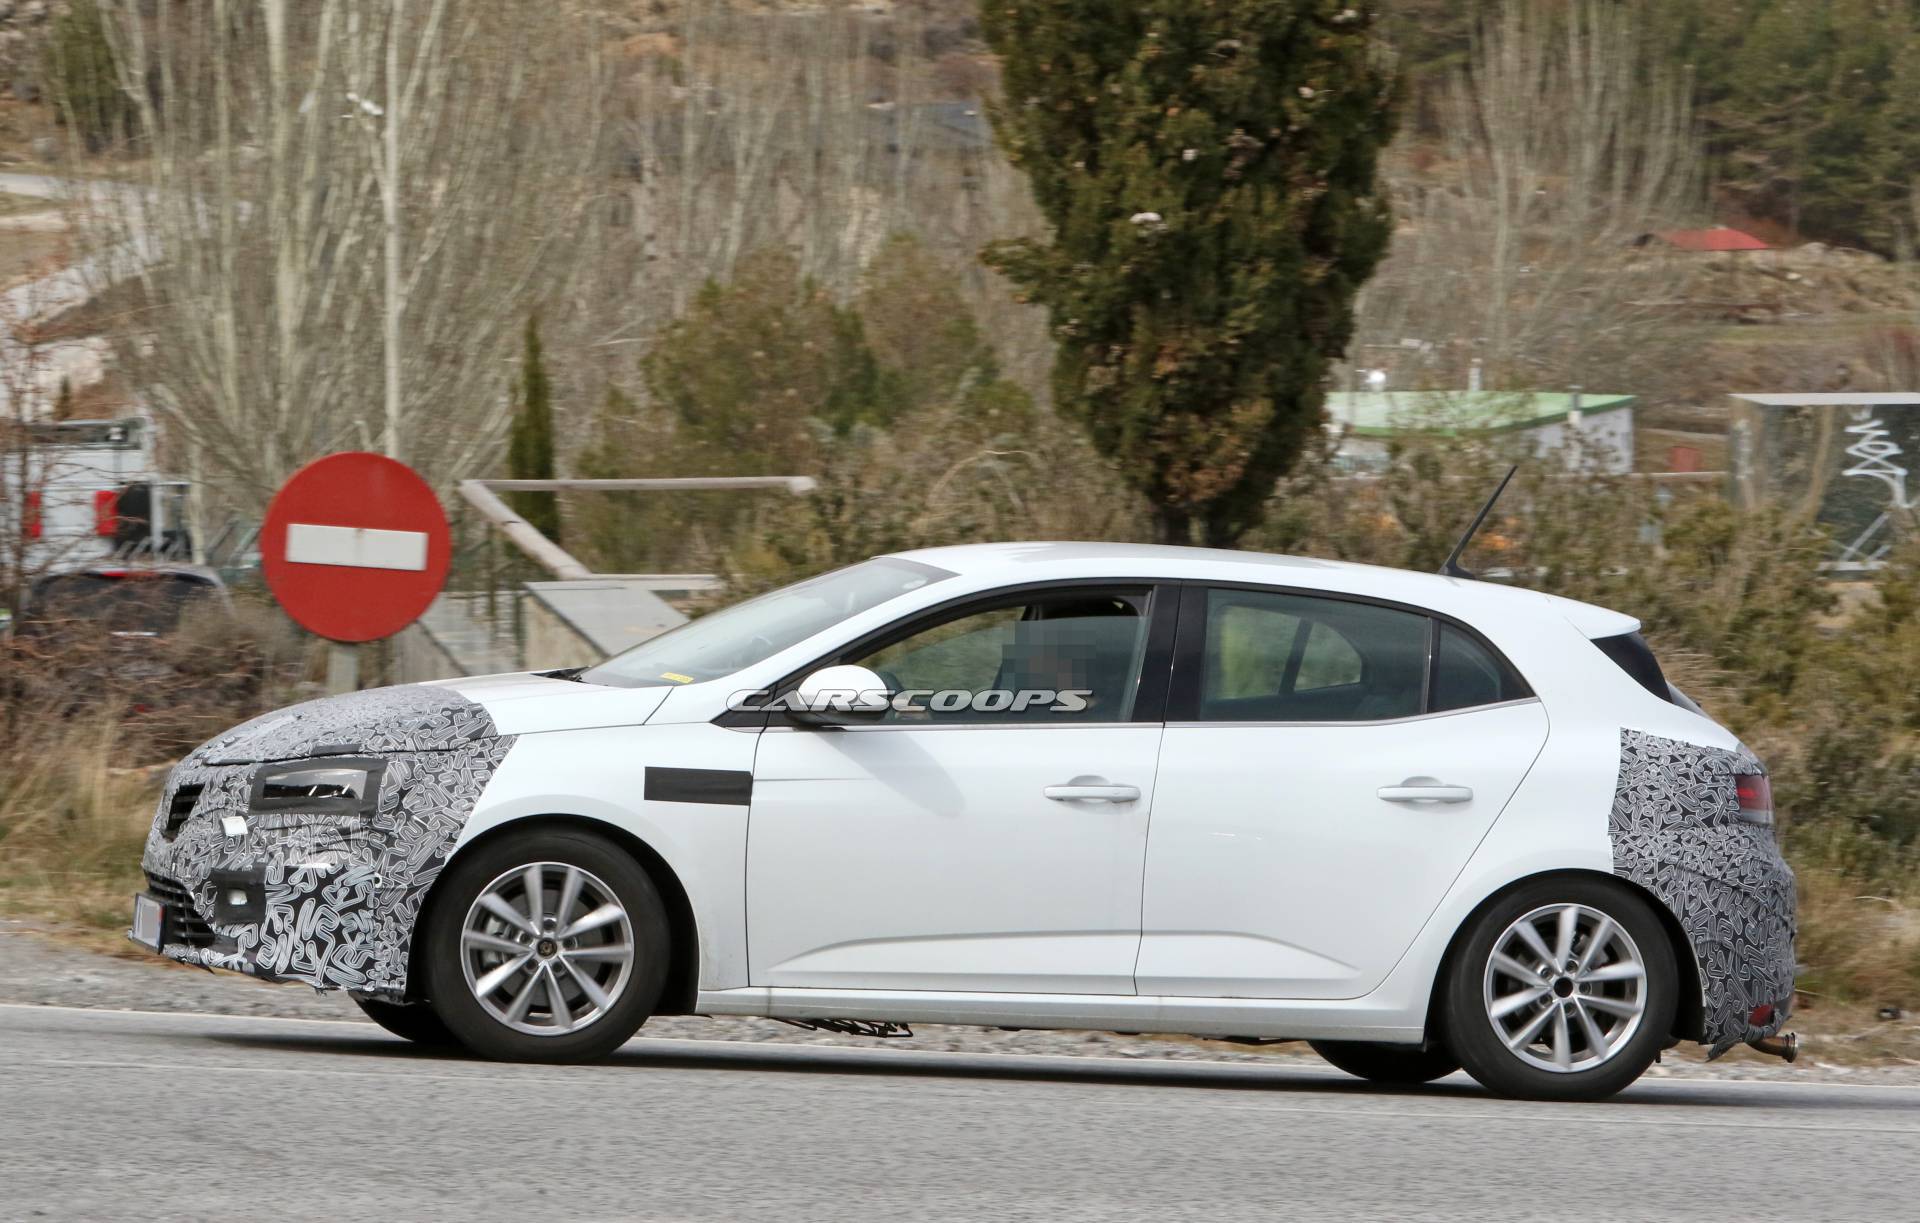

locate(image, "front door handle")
[[1378, 780, 1474, 805], [1044, 783, 1141, 804]]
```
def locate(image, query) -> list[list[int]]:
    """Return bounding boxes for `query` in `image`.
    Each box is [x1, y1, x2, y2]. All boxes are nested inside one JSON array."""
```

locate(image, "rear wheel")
[[1308, 1040, 1460, 1085], [350, 994, 455, 1046], [1443, 877, 1676, 1102], [423, 829, 670, 1063]]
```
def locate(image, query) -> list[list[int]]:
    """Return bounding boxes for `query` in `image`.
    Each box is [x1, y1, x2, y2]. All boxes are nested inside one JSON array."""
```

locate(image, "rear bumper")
[[1611, 730, 1797, 1051], [1679, 862, 1797, 1053]]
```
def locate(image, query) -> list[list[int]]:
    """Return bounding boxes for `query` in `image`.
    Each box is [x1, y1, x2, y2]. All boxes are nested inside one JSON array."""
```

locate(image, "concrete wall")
[[522, 595, 604, 671], [392, 620, 467, 685], [1528, 409, 1635, 474]]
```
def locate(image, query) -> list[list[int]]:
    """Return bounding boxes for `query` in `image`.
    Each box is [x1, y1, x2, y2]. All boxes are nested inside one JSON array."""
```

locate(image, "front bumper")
[[138, 737, 513, 999]]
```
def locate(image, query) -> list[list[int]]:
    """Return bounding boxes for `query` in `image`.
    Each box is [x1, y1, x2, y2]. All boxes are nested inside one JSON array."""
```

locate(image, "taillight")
[[1735, 773, 1773, 826]]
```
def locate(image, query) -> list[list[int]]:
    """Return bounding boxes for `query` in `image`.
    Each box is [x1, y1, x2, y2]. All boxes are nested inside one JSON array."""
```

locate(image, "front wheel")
[[1308, 1040, 1460, 1085], [422, 829, 671, 1063], [1442, 877, 1677, 1102]]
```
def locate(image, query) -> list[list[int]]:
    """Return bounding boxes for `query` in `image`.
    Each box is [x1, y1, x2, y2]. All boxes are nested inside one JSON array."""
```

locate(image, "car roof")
[[883, 541, 1638, 637]]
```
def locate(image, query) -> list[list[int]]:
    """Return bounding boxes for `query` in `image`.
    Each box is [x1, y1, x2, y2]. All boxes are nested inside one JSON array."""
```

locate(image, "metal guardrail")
[[456, 476, 816, 582]]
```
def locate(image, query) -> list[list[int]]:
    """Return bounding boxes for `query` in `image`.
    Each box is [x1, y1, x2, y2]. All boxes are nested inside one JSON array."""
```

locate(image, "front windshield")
[[580, 557, 954, 689]]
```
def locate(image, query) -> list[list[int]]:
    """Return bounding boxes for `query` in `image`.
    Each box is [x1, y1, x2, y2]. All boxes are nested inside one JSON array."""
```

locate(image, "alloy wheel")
[[1482, 902, 1647, 1074], [459, 861, 635, 1036]]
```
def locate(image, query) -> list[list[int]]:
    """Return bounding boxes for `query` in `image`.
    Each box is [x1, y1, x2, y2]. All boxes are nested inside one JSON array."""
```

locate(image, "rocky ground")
[[5, 912, 1916, 1085]]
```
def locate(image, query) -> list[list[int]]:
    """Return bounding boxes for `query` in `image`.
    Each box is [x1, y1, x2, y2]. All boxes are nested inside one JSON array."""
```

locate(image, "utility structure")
[[1729, 393, 1920, 571]]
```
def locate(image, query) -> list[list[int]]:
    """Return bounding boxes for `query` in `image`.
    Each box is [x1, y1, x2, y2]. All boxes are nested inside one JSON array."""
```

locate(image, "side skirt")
[[693, 987, 1425, 1045]]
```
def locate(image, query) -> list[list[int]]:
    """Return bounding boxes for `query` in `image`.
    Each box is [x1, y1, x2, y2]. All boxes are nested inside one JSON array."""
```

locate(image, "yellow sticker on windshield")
[[660, 672, 695, 684]]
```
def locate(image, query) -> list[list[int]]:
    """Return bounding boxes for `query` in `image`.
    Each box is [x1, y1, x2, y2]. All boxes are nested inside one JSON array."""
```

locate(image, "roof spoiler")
[[1439, 465, 1518, 581]]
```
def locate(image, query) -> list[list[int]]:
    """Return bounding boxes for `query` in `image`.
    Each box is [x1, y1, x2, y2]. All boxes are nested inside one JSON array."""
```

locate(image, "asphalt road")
[[2, 1003, 1917, 1222]]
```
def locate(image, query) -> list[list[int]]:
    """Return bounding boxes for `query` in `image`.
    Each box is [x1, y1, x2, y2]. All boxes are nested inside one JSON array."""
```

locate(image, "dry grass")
[[0, 595, 307, 940], [1791, 853, 1920, 1010], [0, 716, 162, 937]]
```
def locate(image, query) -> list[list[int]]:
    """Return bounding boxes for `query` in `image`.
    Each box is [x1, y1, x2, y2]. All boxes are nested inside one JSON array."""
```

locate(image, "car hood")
[[190, 683, 507, 765], [428, 672, 672, 737], [188, 673, 672, 766]]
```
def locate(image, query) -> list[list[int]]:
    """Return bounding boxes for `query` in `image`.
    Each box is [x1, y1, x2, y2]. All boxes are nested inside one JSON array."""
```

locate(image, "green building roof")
[[1326, 391, 1638, 438]]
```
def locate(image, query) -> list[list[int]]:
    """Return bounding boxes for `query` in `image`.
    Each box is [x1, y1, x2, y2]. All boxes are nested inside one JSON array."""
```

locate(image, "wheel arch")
[[411, 813, 702, 1015], [1422, 868, 1705, 1045]]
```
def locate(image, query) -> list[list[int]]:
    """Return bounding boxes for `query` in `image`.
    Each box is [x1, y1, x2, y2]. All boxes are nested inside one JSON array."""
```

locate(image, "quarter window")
[[1430, 622, 1529, 712]]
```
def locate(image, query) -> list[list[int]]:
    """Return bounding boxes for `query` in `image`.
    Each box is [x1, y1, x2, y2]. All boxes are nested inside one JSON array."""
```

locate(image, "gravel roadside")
[[4, 913, 1914, 1086]]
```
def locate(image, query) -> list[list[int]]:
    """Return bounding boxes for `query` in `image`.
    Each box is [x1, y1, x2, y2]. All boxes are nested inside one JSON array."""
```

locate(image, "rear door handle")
[[1044, 784, 1141, 804], [1377, 781, 1474, 805]]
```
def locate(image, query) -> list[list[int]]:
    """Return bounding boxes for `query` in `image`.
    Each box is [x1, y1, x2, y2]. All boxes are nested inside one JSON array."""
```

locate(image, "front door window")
[[855, 591, 1150, 723]]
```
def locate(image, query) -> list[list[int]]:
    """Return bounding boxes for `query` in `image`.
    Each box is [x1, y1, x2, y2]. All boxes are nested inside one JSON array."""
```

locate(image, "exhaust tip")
[[1748, 1032, 1798, 1064]]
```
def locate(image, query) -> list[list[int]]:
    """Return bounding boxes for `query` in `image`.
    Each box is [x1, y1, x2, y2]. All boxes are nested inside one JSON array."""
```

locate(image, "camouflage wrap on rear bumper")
[[139, 685, 513, 999], [1610, 729, 1797, 1053]]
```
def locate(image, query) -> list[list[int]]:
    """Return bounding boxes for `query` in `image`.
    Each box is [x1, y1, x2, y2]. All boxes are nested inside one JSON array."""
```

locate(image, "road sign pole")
[[326, 641, 360, 694]]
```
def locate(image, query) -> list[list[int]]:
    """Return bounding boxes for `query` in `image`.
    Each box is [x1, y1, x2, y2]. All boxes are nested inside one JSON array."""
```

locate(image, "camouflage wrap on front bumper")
[[139, 684, 513, 999], [1610, 729, 1797, 1053]]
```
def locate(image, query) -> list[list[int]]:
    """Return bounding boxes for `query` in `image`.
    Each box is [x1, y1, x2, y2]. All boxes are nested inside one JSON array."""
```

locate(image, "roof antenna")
[[1439, 465, 1518, 581]]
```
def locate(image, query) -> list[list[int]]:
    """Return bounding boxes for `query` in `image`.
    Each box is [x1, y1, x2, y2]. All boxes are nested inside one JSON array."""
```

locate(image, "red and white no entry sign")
[[260, 451, 452, 643]]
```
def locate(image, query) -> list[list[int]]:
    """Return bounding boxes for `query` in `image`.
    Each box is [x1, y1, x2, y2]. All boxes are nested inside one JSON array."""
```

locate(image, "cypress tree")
[[982, 1, 1397, 545], [507, 314, 561, 543]]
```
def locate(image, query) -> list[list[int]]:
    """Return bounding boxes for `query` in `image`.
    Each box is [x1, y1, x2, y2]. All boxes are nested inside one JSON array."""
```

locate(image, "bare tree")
[[84, 1, 606, 513], [575, 2, 1044, 381], [1351, 0, 1702, 393]]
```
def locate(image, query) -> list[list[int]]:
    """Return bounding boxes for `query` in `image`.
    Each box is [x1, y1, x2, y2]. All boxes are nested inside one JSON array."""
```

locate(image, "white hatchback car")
[[135, 543, 1796, 1100]]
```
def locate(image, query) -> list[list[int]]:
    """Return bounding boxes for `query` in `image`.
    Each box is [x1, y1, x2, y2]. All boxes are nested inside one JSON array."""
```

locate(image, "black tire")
[[423, 829, 671, 1063], [1309, 1040, 1461, 1085], [1442, 876, 1677, 1102], [351, 993, 457, 1047]]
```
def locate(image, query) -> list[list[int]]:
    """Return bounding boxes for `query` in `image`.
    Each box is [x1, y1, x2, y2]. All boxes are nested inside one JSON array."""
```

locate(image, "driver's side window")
[[854, 591, 1149, 723]]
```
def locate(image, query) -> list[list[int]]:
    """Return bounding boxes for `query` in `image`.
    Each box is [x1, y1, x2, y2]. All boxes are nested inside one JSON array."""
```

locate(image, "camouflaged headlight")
[[247, 757, 385, 817]]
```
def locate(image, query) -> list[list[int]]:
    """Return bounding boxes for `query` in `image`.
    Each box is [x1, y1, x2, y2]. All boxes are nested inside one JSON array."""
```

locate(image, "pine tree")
[[642, 249, 899, 473], [855, 234, 1035, 440], [982, 0, 1397, 545], [507, 314, 561, 543]]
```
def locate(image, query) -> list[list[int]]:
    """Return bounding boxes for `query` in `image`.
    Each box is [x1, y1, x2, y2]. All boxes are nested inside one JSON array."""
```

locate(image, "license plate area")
[[130, 893, 165, 951]]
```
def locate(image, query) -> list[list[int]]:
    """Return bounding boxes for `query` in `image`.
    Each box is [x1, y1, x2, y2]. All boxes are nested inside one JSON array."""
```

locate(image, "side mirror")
[[788, 664, 892, 727]]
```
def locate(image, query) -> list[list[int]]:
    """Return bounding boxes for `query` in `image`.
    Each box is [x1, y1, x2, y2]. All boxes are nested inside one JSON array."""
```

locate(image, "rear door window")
[[1192, 589, 1430, 723], [1179, 586, 1534, 723]]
